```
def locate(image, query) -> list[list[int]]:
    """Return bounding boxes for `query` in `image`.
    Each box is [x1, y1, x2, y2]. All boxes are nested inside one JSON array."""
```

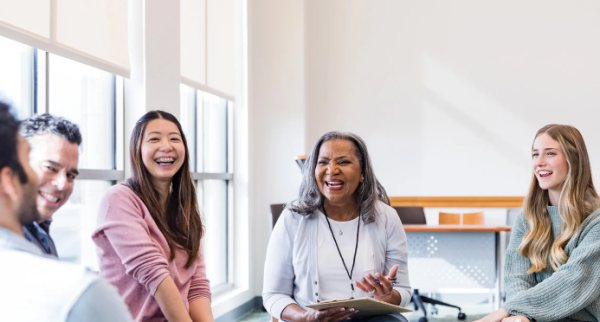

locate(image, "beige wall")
[[304, 0, 600, 197]]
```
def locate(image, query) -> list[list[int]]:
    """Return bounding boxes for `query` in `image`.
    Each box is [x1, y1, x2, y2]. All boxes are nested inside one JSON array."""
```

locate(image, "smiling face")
[[28, 133, 79, 222], [532, 132, 569, 194], [315, 139, 363, 208], [141, 119, 186, 185]]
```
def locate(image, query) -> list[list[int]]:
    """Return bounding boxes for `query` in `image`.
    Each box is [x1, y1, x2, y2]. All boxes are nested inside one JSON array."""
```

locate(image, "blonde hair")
[[519, 124, 600, 274]]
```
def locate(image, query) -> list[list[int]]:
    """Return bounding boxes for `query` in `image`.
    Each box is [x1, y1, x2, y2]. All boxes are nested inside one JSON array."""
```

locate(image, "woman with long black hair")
[[93, 110, 213, 322]]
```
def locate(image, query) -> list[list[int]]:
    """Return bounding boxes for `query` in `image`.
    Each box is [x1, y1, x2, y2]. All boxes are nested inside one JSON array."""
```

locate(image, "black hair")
[[0, 101, 27, 183], [19, 113, 82, 145]]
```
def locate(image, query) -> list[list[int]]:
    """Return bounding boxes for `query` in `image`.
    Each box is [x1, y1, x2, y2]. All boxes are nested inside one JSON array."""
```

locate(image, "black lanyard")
[[322, 202, 361, 299]]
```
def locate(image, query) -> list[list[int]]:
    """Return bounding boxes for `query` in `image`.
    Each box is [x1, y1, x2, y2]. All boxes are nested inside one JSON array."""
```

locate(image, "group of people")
[[0, 103, 212, 321], [262, 127, 600, 322], [1, 95, 600, 322]]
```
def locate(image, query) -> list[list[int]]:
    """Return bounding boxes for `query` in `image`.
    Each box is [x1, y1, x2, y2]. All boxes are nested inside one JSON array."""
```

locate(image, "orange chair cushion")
[[438, 212, 460, 225], [462, 212, 484, 225]]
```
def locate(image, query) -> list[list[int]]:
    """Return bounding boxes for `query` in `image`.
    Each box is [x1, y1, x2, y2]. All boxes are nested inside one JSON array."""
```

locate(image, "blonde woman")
[[477, 124, 600, 322]]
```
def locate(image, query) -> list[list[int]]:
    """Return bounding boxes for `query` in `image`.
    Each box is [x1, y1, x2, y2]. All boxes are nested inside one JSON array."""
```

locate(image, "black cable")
[[322, 201, 360, 298]]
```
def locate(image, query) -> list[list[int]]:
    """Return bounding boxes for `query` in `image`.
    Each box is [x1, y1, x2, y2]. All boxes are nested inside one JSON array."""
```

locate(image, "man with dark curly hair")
[[19, 113, 82, 257]]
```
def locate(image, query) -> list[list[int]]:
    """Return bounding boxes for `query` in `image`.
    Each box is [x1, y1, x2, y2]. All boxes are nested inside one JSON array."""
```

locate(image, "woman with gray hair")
[[263, 131, 411, 322]]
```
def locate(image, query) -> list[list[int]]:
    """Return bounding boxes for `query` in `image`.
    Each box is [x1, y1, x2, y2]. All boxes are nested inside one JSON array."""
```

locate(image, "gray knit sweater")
[[503, 206, 600, 322]]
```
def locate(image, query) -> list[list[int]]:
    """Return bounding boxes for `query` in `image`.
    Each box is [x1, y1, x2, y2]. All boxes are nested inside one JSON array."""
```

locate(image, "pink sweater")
[[92, 184, 211, 322]]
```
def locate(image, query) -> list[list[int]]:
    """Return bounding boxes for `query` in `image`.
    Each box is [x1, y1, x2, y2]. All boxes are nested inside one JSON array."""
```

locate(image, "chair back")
[[462, 212, 484, 225], [394, 207, 427, 224], [439, 212, 461, 225], [270, 203, 287, 228], [295, 155, 308, 171], [268, 204, 286, 322]]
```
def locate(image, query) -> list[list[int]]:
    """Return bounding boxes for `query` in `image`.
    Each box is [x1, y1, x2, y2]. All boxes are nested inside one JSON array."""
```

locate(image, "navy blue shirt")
[[22, 220, 58, 257]]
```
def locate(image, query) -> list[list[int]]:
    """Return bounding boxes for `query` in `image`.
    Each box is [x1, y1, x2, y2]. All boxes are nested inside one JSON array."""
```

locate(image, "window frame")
[[25, 47, 125, 266], [184, 86, 235, 296], [38, 50, 125, 180], [4, 43, 125, 182]]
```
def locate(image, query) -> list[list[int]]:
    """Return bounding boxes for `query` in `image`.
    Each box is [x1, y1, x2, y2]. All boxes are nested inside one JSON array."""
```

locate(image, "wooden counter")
[[403, 225, 512, 232], [390, 196, 524, 208]]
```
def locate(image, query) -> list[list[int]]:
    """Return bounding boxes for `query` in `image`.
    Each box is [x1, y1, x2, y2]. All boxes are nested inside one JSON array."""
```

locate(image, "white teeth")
[[539, 171, 552, 175], [326, 182, 343, 187], [156, 157, 175, 166], [40, 192, 58, 203]]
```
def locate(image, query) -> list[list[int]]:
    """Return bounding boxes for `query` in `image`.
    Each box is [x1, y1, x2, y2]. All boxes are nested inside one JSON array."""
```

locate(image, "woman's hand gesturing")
[[354, 264, 401, 304]]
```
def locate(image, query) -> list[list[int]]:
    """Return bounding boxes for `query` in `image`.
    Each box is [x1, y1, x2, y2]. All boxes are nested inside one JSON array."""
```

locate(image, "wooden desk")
[[404, 225, 511, 233], [404, 225, 512, 310]]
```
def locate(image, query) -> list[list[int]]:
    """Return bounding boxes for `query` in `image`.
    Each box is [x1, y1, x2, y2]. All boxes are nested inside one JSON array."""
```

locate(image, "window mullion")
[[44, 51, 49, 113]]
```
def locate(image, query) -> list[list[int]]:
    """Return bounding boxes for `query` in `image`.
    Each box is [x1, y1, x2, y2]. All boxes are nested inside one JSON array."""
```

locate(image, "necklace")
[[329, 220, 344, 236], [322, 202, 361, 299], [325, 207, 359, 235]]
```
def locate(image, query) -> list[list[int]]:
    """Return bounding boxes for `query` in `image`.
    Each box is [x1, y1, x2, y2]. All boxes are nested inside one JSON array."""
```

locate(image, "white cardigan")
[[262, 201, 412, 320]]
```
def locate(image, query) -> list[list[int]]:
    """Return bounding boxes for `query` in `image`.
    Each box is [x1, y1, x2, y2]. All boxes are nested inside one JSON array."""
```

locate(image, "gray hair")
[[289, 131, 389, 224], [19, 113, 82, 146]]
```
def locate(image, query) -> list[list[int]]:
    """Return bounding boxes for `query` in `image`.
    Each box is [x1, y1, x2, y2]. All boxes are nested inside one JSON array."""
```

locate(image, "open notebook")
[[306, 298, 412, 319]]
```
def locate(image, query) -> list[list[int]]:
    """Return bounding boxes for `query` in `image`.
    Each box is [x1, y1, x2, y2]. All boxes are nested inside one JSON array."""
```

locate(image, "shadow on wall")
[[422, 53, 535, 168], [417, 53, 533, 196]]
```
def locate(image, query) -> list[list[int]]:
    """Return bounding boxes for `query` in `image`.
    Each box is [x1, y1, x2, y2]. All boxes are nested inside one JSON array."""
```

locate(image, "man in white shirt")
[[0, 101, 132, 322]]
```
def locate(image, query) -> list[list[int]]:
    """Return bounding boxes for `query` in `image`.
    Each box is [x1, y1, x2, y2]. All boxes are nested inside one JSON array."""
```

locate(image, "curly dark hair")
[[0, 101, 27, 183], [19, 113, 82, 145]]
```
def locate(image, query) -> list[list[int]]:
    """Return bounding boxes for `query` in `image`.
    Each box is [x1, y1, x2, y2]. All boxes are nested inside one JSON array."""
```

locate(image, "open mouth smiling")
[[325, 179, 344, 190], [155, 157, 176, 166], [39, 191, 60, 203]]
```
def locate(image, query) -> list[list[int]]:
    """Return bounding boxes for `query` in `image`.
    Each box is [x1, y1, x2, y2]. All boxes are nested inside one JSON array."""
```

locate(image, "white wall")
[[248, 0, 306, 296], [304, 0, 600, 197]]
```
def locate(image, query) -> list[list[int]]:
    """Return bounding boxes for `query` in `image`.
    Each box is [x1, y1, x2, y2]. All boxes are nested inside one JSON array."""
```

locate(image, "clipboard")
[[306, 297, 412, 319]]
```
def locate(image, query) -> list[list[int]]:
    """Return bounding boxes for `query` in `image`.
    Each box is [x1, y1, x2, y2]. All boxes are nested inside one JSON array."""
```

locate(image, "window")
[[202, 93, 228, 173], [180, 84, 197, 171], [181, 85, 234, 293], [51, 180, 114, 265], [47, 54, 116, 170], [0, 35, 124, 269], [0, 45, 124, 268], [0, 35, 34, 119], [45, 54, 123, 270], [200, 179, 230, 288]]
